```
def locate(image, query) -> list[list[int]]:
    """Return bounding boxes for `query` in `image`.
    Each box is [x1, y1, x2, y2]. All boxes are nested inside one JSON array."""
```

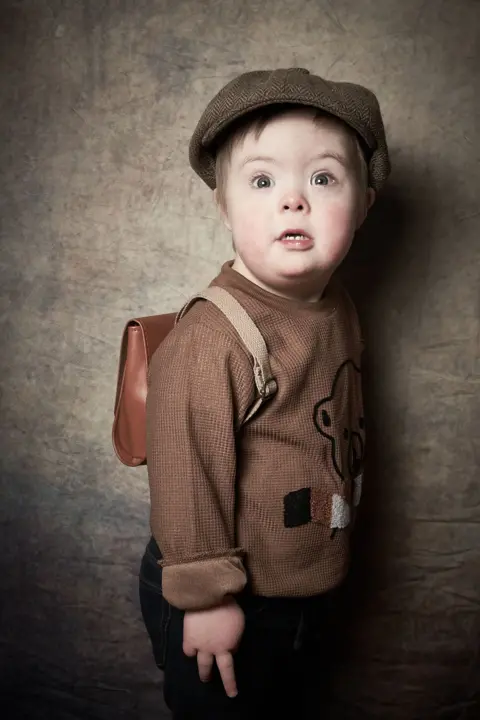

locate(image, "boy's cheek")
[[231, 210, 266, 244], [321, 202, 358, 238]]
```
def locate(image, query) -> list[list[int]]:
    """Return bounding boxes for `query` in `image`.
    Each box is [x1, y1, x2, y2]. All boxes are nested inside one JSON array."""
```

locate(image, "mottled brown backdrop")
[[1, 1, 479, 718]]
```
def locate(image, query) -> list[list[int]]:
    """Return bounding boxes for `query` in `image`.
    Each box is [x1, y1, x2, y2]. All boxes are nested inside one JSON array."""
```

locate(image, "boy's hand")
[[183, 596, 245, 698]]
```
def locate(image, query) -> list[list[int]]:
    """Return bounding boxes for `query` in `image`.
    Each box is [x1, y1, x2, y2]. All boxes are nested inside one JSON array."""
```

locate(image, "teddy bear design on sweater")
[[284, 359, 364, 533]]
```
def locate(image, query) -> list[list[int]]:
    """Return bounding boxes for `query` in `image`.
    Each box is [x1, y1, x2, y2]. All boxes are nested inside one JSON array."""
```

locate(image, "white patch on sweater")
[[331, 494, 351, 528]]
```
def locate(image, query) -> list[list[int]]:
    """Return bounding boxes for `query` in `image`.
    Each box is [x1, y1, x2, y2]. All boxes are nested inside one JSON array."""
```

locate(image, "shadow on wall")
[[340, 156, 421, 609], [335, 155, 480, 719], [332, 159, 428, 716]]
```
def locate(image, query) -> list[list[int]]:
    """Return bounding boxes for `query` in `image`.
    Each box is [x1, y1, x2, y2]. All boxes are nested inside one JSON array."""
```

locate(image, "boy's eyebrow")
[[240, 151, 351, 169], [240, 155, 278, 167]]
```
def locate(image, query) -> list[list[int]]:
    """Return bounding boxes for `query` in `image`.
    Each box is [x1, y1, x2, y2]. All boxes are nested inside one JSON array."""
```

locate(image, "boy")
[[140, 67, 390, 719]]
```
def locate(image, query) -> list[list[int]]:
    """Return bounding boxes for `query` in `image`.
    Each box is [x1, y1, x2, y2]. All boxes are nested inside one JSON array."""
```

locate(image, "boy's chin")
[[266, 266, 331, 294], [273, 261, 332, 282]]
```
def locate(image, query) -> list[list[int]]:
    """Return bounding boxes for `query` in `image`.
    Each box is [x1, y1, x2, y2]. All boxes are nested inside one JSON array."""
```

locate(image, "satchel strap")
[[176, 286, 277, 423]]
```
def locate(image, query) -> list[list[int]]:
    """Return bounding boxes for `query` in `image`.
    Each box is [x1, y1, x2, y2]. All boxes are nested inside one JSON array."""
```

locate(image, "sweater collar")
[[211, 261, 339, 316]]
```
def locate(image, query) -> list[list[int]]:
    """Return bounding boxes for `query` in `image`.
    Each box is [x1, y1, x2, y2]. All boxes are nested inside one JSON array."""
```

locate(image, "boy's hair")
[[213, 103, 369, 209]]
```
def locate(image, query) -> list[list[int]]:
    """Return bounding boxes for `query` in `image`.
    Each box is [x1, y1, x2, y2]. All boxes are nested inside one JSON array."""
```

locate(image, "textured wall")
[[1, 1, 479, 718]]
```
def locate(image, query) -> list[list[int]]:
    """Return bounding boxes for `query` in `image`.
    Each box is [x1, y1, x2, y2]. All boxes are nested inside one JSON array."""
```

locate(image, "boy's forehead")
[[232, 111, 353, 164]]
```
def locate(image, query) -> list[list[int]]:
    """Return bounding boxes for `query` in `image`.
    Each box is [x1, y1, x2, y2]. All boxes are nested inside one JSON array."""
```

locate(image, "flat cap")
[[189, 67, 390, 192]]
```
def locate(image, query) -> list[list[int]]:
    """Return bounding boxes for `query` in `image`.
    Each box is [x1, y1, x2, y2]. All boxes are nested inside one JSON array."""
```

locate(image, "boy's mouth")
[[277, 229, 314, 250]]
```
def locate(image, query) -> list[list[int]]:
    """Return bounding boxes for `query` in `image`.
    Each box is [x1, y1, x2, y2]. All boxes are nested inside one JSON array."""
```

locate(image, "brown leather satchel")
[[112, 287, 277, 467]]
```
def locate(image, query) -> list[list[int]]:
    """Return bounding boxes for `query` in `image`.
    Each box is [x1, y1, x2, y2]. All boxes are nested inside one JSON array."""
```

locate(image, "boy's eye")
[[311, 172, 333, 186], [251, 175, 273, 189]]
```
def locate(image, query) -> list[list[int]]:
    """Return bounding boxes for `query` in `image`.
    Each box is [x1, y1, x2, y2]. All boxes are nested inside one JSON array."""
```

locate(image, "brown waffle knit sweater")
[[146, 261, 365, 611]]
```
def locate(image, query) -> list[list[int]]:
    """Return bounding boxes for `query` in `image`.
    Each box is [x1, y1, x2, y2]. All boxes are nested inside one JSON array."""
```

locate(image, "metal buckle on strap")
[[254, 363, 277, 397], [263, 378, 278, 397]]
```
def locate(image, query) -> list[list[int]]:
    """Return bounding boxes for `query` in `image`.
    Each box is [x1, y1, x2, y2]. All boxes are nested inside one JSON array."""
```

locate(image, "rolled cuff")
[[160, 555, 248, 610]]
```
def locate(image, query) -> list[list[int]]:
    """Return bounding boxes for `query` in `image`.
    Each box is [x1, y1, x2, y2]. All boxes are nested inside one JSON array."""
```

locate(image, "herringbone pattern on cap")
[[189, 67, 390, 192]]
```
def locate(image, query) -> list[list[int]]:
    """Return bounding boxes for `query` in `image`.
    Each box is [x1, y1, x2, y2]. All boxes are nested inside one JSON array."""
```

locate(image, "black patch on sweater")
[[284, 487, 311, 527]]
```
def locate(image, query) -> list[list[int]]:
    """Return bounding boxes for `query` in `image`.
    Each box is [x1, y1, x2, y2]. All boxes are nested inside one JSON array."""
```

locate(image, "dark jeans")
[[139, 537, 339, 720]]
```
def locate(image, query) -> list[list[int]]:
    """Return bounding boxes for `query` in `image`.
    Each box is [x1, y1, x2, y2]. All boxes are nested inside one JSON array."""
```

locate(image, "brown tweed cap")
[[189, 67, 390, 192]]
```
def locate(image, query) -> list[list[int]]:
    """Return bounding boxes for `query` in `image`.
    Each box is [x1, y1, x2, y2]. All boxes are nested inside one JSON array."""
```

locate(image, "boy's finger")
[[216, 652, 238, 698], [197, 650, 214, 683], [182, 640, 196, 657]]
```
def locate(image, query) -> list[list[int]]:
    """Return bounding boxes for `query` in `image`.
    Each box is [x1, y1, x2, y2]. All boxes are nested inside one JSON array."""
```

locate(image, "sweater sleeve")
[[145, 320, 255, 610]]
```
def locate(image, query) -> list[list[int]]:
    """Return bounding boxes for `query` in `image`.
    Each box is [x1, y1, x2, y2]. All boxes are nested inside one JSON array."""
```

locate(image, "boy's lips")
[[276, 229, 314, 250]]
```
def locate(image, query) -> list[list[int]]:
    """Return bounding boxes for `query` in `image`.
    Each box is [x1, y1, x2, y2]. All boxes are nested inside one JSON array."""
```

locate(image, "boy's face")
[[216, 109, 375, 301]]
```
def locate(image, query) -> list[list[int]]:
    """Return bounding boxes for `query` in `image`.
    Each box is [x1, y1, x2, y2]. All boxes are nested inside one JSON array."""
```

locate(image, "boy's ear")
[[366, 187, 376, 211], [356, 187, 376, 229], [213, 189, 232, 231]]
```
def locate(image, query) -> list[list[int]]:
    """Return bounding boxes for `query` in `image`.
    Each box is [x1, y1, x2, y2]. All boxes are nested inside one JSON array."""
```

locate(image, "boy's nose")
[[281, 191, 310, 213]]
